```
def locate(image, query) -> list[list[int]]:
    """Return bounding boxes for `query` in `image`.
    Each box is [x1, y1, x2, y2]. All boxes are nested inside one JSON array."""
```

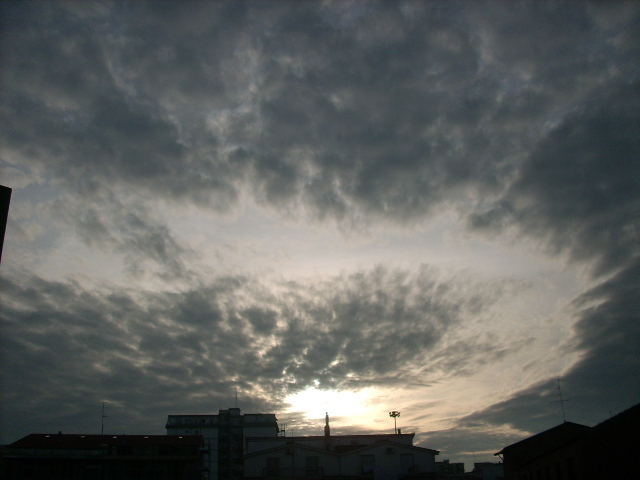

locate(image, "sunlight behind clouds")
[[285, 387, 377, 422]]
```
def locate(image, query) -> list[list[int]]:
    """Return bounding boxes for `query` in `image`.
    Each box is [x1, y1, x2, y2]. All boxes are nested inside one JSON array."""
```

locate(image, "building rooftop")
[[7, 433, 203, 449]]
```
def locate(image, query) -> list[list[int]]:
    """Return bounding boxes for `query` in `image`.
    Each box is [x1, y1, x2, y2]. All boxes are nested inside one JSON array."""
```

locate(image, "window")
[[361, 455, 375, 474]]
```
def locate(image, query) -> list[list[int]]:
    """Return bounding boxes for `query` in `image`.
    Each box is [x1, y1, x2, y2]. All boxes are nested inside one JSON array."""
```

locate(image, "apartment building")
[[166, 408, 279, 480]]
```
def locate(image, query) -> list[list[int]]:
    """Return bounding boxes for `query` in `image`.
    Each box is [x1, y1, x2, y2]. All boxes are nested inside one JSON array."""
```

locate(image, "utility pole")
[[101, 401, 108, 435], [389, 411, 401, 434]]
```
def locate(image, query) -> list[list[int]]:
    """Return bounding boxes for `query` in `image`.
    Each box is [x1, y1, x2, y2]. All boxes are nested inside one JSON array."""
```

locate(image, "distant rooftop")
[[8, 433, 203, 449]]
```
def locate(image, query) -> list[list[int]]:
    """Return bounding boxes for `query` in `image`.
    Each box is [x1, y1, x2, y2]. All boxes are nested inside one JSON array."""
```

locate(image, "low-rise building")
[[436, 459, 465, 476], [1, 433, 205, 480], [243, 414, 439, 480], [471, 462, 504, 480]]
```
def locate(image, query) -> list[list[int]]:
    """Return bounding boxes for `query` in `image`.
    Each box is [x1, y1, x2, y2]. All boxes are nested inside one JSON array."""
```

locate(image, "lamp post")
[[389, 411, 400, 434]]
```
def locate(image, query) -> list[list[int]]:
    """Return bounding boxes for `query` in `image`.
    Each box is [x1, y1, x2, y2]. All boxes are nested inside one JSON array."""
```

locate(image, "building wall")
[[245, 433, 415, 454], [244, 447, 340, 478], [244, 438, 437, 479], [2, 434, 205, 480], [340, 444, 435, 478], [166, 409, 278, 480], [473, 462, 505, 480], [507, 441, 582, 480]]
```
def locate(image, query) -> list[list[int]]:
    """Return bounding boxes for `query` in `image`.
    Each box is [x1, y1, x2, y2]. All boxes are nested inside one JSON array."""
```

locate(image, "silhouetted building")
[[243, 423, 439, 479], [1, 433, 205, 480], [436, 459, 465, 476], [496, 402, 640, 480], [166, 408, 279, 480], [496, 421, 591, 480], [472, 462, 503, 480]]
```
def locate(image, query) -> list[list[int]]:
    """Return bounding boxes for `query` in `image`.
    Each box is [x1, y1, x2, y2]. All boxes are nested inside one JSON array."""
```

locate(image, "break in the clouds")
[[1, 0, 639, 468]]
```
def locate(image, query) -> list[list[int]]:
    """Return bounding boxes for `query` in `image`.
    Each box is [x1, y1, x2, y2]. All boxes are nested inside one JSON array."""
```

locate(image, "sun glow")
[[285, 387, 375, 420]]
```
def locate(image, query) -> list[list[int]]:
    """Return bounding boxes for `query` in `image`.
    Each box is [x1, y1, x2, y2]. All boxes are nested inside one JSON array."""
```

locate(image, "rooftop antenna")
[[389, 411, 401, 434], [101, 401, 109, 435], [550, 378, 569, 423], [234, 381, 238, 408]]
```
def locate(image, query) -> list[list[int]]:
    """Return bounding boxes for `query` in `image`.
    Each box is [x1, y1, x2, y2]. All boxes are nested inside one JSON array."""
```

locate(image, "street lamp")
[[389, 411, 400, 434]]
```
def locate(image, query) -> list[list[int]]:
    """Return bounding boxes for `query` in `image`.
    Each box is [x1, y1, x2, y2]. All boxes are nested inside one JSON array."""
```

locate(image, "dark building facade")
[[1, 433, 205, 480], [496, 403, 640, 480], [496, 422, 590, 480], [166, 408, 279, 480]]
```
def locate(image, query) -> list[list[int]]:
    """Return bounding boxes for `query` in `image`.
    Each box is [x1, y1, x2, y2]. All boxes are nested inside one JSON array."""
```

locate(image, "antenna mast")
[[234, 381, 238, 408], [101, 401, 109, 435], [550, 378, 569, 423]]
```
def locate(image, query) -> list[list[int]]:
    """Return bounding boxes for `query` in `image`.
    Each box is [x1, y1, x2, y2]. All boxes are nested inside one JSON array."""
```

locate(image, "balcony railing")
[[263, 467, 324, 478]]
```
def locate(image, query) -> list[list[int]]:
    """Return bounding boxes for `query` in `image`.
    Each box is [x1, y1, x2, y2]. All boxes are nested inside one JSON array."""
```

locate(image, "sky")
[[1, 0, 639, 469]]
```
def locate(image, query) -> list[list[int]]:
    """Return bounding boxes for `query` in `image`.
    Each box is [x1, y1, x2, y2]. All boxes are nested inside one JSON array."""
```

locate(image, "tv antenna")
[[550, 378, 570, 423], [101, 401, 109, 435]]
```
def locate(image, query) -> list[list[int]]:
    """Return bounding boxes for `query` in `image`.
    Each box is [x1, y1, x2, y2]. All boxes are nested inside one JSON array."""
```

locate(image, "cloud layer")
[[1, 0, 639, 466], [2, 265, 513, 441]]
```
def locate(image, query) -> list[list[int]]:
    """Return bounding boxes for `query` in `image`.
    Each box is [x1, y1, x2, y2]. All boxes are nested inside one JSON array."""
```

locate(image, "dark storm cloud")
[[2, 0, 640, 457], [468, 82, 640, 277], [3, 1, 638, 267], [461, 81, 640, 433], [1, 2, 242, 210], [0, 265, 512, 442], [6, 2, 638, 228]]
